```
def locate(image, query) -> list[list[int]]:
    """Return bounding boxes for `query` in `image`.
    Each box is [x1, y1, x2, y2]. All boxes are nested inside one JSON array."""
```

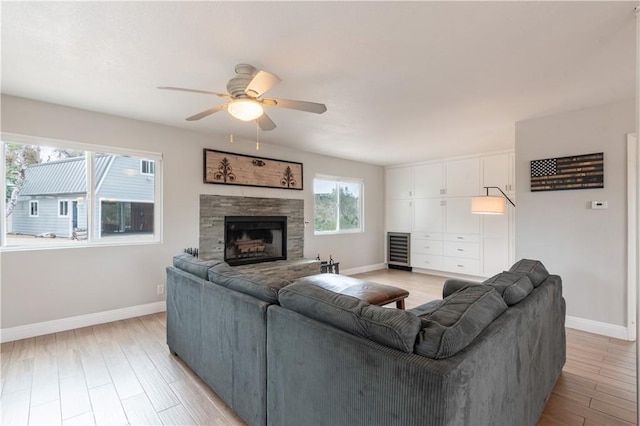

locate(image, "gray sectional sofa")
[[166, 256, 566, 426]]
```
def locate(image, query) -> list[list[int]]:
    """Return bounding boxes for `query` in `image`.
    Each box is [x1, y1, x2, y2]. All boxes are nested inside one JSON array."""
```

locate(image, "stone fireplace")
[[224, 216, 287, 266], [199, 195, 304, 261]]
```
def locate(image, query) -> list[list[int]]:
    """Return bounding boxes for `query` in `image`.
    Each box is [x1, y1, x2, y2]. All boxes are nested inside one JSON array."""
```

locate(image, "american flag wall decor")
[[530, 152, 604, 192]]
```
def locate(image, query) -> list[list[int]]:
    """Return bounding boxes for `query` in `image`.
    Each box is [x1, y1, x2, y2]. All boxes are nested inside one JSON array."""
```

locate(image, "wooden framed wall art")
[[530, 152, 603, 192], [203, 149, 303, 190]]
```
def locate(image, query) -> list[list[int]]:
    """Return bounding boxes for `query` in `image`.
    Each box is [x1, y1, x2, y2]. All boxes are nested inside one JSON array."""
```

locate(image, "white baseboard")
[[341, 263, 386, 276], [565, 315, 631, 341], [1, 301, 166, 343]]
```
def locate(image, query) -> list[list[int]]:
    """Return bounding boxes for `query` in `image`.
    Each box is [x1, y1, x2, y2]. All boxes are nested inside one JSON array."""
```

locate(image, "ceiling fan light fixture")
[[228, 99, 263, 121]]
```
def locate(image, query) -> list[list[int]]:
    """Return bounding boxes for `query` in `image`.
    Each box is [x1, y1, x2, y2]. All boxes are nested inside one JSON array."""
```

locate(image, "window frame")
[[29, 200, 39, 217], [1, 132, 163, 250], [58, 199, 70, 218], [313, 175, 364, 235]]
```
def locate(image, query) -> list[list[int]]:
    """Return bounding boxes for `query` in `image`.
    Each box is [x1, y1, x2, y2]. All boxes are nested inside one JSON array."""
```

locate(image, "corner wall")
[[0, 95, 385, 332], [515, 98, 635, 333]]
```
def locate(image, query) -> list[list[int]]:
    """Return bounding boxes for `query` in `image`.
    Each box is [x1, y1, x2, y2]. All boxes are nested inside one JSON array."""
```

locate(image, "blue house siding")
[[97, 157, 154, 202], [10, 196, 83, 238], [9, 155, 154, 239]]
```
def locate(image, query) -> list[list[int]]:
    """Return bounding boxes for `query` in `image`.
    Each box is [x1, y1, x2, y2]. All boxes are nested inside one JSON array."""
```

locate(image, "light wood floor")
[[0, 269, 636, 426]]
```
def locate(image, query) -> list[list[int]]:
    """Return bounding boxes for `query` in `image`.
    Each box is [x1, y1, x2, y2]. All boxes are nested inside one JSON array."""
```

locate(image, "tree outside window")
[[314, 178, 363, 234]]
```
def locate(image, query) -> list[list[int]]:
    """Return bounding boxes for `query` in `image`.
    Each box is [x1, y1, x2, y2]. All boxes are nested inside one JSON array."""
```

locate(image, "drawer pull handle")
[[457, 249, 464, 251], [457, 264, 464, 268], [457, 236, 464, 239]]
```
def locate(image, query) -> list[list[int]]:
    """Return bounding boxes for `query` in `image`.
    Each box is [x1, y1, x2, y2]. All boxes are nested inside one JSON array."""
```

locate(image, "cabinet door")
[[413, 199, 443, 233], [444, 158, 480, 196], [386, 200, 412, 232], [444, 198, 479, 234], [414, 163, 443, 198], [482, 237, 510, 276], [386, 167, 414, 199], [482, 154, 510, 194]]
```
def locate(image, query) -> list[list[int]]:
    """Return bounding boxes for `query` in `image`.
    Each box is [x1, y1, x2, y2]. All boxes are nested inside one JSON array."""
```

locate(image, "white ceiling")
[[1, 1, 637, 166]]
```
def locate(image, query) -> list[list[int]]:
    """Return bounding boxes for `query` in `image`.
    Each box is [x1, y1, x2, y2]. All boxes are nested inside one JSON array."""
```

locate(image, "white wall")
[[0, 95, 385, 329], [515, 99, 635, 328]]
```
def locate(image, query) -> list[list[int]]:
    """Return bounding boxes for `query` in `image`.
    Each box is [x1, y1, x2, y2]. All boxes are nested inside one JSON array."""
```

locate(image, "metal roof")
[[19, 155, 113, 196]]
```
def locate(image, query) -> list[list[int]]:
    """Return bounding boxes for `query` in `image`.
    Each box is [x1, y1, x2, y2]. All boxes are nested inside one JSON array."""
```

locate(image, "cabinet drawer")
[[442, 257, 480, 275], [411, 232, 443, 241], [444, 233, 480, 243], [443, 241, 480, 259], [411, 240, 443, 256], [411, 253, 444, 270]]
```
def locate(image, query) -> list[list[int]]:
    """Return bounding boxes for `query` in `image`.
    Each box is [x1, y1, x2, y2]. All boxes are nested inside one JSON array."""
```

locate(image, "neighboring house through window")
[[1, 136, 163, 248], [29, 200, 39, 217], [313, 176, 364, 234]]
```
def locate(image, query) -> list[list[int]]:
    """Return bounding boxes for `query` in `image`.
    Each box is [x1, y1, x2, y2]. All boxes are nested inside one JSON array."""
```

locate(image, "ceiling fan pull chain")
[[256, 120, 260, 151]]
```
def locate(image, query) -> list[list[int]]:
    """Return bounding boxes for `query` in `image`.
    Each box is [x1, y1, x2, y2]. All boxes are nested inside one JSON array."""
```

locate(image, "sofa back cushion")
[[414, 285, 507, 359], [173, 253, 223, 280], [208, 262, 290, 304], [482, 272, 534, 306], [278, 281, 421, 353], [508, 259, 550, 287]]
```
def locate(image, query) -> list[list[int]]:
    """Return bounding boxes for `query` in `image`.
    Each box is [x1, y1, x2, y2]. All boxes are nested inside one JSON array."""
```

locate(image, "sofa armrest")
[[443, 279, 478, 298]]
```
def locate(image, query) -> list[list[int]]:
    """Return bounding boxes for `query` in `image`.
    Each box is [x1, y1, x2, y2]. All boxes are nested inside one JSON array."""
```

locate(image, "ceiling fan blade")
[[158, 86, 231, 98], [257, 113, 277, 131], [245, 70, 281, 98], [262, 98, 327, 114], [186, 103, 229, 121]]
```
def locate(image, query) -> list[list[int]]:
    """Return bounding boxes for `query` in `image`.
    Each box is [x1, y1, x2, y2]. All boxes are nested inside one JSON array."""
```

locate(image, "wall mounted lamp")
[[471, 186, 516, 215]]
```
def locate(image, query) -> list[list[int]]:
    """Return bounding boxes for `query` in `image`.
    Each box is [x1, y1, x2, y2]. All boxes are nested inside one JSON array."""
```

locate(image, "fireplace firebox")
[[224, 216, 287, 266]]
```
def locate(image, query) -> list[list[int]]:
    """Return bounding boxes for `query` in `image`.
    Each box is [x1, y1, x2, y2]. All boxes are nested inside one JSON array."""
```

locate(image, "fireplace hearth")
[[224, 216, 287, 266]]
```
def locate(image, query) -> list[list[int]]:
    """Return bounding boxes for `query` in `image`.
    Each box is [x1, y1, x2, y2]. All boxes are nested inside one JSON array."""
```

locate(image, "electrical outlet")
[[157, 284, 165, 295]]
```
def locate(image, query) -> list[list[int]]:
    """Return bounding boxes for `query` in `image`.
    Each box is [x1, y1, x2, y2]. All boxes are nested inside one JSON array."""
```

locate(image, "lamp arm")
[[484, 186, 516, 207]]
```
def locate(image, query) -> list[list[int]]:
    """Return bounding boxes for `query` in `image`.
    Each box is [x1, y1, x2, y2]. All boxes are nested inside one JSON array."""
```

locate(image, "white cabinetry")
[[386, 151, 514, 278], [385, 199, 412, 233], [414, 163, 443, 198], [413, 198, 443, 232], [386, 167, 414, 199], [444, 158, 480, 196]]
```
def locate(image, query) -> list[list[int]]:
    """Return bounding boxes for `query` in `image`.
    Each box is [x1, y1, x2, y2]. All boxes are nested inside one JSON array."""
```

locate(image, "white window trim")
[[0, 133, 163, 250], [29, 200, 39, 217], [313, 175, 364, 235], [140, 159, 155, 176], [58, 199, 70, 218]]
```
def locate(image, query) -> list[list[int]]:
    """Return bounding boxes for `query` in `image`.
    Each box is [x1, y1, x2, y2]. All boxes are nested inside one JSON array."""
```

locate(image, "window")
[[58, 200, 69, 217], [314, 177, 363, 234], [1, 135, 162, 248], [29, 200, 39, 217], [140, 159, 155, 176]]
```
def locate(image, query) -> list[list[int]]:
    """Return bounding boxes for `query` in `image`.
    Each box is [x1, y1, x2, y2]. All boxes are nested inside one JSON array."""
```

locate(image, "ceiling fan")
[[158, 64, 327, 131]]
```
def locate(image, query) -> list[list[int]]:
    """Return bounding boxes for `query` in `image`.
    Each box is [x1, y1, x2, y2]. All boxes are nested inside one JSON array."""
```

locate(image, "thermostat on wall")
[[591, 201, 608, 209]]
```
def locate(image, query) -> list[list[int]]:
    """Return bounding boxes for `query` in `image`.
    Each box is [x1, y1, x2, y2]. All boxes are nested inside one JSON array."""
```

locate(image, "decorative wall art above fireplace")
[[203, 149, 303, 190]]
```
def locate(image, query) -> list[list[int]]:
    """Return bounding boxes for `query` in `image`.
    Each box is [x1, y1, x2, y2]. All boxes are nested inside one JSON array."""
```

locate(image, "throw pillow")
[[508, 259, 550, 287], [414, 285, 507, 359], [482, 272, 534, 306]]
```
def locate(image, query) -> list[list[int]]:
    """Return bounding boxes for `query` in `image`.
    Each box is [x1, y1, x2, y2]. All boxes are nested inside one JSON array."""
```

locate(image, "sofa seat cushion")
[[409, 300, 442, 316], [414, 285, 507, 359], [208, 262, 290, 304], [482, 272, 534, 306], [173, 253, 223, 280], [278, 281, 421, 352], [508, 259, 550, 287]]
